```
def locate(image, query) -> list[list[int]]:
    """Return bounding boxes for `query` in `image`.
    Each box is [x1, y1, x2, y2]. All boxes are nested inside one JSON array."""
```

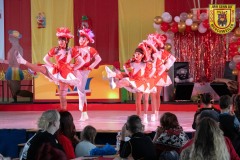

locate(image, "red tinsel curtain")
[[174, 31, 226, 82], [73, 0, 119, 66]]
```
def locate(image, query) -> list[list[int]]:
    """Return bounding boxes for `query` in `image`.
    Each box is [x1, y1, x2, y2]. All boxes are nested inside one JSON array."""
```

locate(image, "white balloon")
[[198, 23, 207, 33], [199, 13, 208, 21], [164, 14, 172, 23], [233, 55, 240, 63], [174, 16, 180, 23], [162, 12, 170, 18], [153, 23, 160, 29], [185, 19, 193, 26]]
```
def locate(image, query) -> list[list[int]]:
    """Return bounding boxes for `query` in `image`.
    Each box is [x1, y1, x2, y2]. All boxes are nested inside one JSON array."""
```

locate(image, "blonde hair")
[[37, 110, 59, 131], [188, 118, 230, 160]]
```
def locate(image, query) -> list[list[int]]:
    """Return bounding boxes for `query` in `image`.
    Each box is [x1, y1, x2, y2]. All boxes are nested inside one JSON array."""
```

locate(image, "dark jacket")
[[119, 132, 157, 160]]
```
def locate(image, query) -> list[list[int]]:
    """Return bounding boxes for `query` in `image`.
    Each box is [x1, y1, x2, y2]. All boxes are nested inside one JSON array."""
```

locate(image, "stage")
[[0, 102, 206, 132]]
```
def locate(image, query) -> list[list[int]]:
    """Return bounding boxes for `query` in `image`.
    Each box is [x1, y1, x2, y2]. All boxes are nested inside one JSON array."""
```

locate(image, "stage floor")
[[0, 110, 195, 132]]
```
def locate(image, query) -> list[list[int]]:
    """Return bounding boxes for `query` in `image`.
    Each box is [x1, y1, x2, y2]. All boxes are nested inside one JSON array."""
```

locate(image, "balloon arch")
[[153, 9, 240, 84]]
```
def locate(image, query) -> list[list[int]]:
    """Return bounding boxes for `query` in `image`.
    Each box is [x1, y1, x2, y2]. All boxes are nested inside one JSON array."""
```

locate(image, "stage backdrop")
[[119, 0, 164, 66], [34, 65, 120, 101]]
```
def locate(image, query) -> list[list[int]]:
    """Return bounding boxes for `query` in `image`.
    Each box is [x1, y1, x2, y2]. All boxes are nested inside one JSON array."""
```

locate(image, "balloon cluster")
[[153, 11, 211, 53], [153, 12, 210, 35]]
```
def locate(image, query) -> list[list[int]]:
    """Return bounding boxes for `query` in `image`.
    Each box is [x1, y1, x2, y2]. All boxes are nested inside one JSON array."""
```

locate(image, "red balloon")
[[171, 25, 178, 33], [160, 22, 170, 32], [202, 19, 209, 29], [185, 26, 192, 32], [236, 62, 240, 70], [229, 51, 239, 58]]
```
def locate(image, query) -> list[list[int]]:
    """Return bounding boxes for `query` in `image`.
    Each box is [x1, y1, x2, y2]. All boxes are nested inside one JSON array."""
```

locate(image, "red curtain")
[[4, 0, 31, 66], [73, 0, 119, 66]]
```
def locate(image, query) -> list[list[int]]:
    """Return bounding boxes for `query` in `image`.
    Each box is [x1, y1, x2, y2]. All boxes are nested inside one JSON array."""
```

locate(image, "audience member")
[[192, 92, 220, 129], [35, 142, 67, 160], [119, 115, 157, 160], [181, 117, 230, 160], [153, 112, 189, 157], [232, 94, 240, 121], [75, 125, 97, 157], [181, 110, 240, 160], [56, 110, 79, 159], [20, 110, 65, 160], [159, 150, 179, 160], [219, 95, 240, 156]]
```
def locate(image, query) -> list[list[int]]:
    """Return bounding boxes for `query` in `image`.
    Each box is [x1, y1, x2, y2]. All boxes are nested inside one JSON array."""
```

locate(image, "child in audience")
[[119, 115, 157, 160], [56, 110, 79, 159], [20, 110, 65, 160], [192, 92, 220, 129], [75, 125, 97, 157], [153, 112, 189, 157]]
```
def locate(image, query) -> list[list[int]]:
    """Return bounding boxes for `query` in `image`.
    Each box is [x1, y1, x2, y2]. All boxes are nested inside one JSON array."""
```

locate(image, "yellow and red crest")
[[209, 4, 236, 34]]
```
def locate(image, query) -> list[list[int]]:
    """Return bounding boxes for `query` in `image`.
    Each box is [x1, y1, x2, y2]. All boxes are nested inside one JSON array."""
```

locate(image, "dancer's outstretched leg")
[[105, 66, 117, 89], [16, 53, 47, 74]]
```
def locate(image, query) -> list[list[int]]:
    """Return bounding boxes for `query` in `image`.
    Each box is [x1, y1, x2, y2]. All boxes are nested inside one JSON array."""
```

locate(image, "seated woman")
[[181, 117, 231, 160], [56, 110, 79, 159], [20, 110, 66, 160], [75, 125, 97, 157], [153, 112, 189, 157], [119, 115, 157, 160]]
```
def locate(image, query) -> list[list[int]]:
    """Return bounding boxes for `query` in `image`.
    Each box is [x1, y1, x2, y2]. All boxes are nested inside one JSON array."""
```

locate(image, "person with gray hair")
[[119, 115, 157, 160], [20, 110, 66, 160]]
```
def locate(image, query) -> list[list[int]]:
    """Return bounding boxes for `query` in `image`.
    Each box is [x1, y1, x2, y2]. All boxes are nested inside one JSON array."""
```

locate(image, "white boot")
[[109, 77, 116, 89], [150, 114, 156, 122], [79, 112, 85, 121], [143, 114, 148, 124], [83, 112, 89, 120], [105, 66, 116, 78], [16, 53, 26, 64]]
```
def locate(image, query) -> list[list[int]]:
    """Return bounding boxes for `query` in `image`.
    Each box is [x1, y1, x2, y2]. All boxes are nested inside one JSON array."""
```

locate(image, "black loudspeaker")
[[224, 61, 237, 81], [210, 82, 232, 97], [174, 62, 189, 81], [175, 82, 194, 100]]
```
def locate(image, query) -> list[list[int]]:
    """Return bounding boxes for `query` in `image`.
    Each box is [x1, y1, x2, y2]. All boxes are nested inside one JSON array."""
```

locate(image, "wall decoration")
[[36, 12, 46, 28]]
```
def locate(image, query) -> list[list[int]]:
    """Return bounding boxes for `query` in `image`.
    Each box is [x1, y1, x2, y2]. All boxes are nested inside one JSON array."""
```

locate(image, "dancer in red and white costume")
[[72, 29, 102, 121], [105, 46, 156, 123], [16, 27, 84, 109], [146, 33, 176, 120]]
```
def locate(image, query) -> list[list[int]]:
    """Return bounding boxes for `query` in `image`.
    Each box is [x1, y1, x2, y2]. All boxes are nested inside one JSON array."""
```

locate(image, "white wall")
[[0, 0, 4, 59]]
